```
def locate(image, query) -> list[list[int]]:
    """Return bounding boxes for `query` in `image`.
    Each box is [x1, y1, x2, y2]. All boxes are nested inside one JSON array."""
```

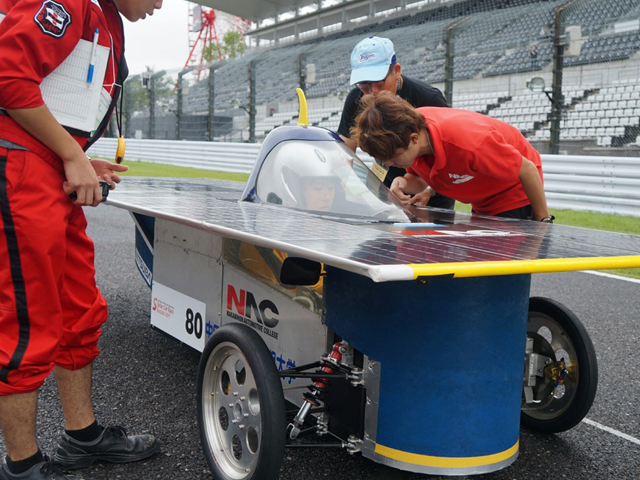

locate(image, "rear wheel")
[[521, 297, 598, 433], [197, 323, 286, 480]]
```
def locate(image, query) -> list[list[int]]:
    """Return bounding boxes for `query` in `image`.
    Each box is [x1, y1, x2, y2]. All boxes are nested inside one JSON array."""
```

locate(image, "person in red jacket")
[[351, 92, 553, 222], [0, 0, 163, 479]]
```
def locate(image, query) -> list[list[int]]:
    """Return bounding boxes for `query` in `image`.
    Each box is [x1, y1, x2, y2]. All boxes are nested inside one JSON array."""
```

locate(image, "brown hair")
[[350, 91, 426, 161]]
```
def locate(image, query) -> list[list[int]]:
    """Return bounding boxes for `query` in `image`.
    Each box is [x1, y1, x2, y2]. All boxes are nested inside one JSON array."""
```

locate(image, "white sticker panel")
[[151, 282, 207, 351]]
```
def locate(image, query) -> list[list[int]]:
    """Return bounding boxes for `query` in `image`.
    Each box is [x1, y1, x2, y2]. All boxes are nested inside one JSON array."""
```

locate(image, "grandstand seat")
[[598, 136, 612, 146], [161, 0, 640, 149]]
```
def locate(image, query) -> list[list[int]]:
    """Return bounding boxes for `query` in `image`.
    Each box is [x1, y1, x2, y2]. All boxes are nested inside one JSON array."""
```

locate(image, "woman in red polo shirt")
[[351, 91, 553, 222]]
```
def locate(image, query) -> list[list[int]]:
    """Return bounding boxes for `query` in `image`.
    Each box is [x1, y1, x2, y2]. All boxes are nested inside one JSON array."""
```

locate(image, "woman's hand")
[[407, 186, 434, 207], [390, 174, 431, 206], [390, 177, 412, 204]]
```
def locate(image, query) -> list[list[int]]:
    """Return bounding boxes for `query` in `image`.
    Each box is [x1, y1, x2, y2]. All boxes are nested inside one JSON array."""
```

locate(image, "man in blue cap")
[[337, 36, 454, 209]]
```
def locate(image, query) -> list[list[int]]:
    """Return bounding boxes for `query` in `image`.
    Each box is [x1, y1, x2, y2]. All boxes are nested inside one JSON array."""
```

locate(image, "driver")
[[300, 177, 337, 212], [258, 140, 345, 213]]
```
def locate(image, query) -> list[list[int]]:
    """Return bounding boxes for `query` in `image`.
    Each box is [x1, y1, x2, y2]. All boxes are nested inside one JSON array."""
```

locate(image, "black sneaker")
[[51, 426, 159, 470], [0, 456, 80, 480]]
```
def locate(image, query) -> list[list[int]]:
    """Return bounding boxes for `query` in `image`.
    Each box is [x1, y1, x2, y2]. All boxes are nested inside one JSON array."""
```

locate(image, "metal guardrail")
[[542, 154, 640, 217], [90, 138, 262, 173], [88, 138, 640, 217]]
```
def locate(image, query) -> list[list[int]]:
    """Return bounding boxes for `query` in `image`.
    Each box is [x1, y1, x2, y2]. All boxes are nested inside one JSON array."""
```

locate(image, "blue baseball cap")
[[350, 36, 397, 85]]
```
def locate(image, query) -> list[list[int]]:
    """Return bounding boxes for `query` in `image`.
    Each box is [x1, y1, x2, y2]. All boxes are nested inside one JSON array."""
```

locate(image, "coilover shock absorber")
[[288, 342, 344, 439]]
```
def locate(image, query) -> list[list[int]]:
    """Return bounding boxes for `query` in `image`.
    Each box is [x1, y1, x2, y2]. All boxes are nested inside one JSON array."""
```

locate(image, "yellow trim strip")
[[375, 441, 519, 468], [408, 256, 640, 278]]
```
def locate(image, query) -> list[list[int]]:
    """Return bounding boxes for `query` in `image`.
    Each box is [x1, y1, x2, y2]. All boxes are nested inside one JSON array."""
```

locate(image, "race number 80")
[[185, 308, 203, 339]]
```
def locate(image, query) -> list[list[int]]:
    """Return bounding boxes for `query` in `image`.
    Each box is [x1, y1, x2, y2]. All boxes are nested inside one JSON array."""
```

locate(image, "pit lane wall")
[[88, 137, 640, 217]]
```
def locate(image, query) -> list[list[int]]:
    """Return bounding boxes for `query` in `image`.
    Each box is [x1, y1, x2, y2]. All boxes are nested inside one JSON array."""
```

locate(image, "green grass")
[[118, 160, 640, 279], [550, 209, 640, 279], [121, 160, 249, 182]]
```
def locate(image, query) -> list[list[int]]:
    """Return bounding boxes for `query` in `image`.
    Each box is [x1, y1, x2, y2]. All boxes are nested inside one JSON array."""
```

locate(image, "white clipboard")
[[39, 38, 110, 134]]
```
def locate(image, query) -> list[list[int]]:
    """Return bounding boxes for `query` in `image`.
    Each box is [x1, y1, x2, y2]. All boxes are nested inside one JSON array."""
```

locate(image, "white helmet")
[[255, 140, 345, 209]]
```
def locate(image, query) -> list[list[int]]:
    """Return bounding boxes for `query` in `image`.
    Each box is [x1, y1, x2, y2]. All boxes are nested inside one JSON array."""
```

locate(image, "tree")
[[203, 41, 223, 63], [201, 31, 245, 64], [125, 67, 176, 116], [221, 31, 246, 59]]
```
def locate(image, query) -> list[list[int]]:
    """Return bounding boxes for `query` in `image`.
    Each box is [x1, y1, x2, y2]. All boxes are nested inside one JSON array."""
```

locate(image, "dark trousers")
[[495, 205, 533, 220]]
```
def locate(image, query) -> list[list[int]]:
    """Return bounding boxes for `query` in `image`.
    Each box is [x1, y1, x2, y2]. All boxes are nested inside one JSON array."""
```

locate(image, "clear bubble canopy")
[[242, 127, 414, 224]]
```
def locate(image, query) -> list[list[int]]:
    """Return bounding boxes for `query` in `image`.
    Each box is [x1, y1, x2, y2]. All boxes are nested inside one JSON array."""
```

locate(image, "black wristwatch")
[[540, 215, 555, 223]]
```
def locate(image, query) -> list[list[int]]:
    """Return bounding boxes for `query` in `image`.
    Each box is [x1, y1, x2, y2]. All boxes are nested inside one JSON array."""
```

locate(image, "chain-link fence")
[[114, 0, 640, 157]]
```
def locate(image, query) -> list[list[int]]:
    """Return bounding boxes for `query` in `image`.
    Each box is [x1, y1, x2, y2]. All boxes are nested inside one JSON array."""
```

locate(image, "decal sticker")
[[449, 173, 474, 184], [34, 0, 71, 38], [226, 283, 280, 339], [151, 282, 207, 352], [400, 229, 526, 237]]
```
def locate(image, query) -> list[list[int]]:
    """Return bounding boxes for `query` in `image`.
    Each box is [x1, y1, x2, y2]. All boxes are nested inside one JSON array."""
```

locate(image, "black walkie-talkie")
[[69, 180, 110, 203]]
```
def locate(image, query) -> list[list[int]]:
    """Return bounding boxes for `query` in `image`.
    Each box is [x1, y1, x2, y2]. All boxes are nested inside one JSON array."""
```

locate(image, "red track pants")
[[0, 148, 108, 395]]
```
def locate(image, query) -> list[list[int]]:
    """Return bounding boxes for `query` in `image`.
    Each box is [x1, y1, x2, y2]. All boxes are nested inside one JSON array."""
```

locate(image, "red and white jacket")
[[0, 0, 127, 170]]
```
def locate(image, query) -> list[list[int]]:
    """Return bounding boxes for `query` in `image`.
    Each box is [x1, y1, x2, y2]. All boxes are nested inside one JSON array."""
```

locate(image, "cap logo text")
[[358, 53, 377, 63]]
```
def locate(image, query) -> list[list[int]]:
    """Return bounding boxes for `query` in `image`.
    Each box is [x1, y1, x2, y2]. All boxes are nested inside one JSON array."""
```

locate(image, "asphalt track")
[[1, 205, 638, 480]]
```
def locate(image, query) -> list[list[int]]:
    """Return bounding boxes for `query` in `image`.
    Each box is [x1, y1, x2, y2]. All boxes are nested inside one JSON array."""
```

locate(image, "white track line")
[[583, 270, 640, 284], [582, 418, 640, 446], [579, 272, 640, 445]]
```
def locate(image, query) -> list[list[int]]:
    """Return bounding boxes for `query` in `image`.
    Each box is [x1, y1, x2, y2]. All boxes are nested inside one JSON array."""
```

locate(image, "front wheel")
[[521, 297, 598, 433], [197, 323, 286, 480]]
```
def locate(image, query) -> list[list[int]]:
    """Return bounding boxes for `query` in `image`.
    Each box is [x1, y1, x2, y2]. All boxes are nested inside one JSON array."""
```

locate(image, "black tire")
[[521, 297, 598, 433], [197, 323, 286, 480]]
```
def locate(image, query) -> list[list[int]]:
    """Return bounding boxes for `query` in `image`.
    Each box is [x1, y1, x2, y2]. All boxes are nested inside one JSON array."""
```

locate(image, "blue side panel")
[[324, 268, 530, 459], [133, 214, 155, 288], [133, 212, 155, 245]]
